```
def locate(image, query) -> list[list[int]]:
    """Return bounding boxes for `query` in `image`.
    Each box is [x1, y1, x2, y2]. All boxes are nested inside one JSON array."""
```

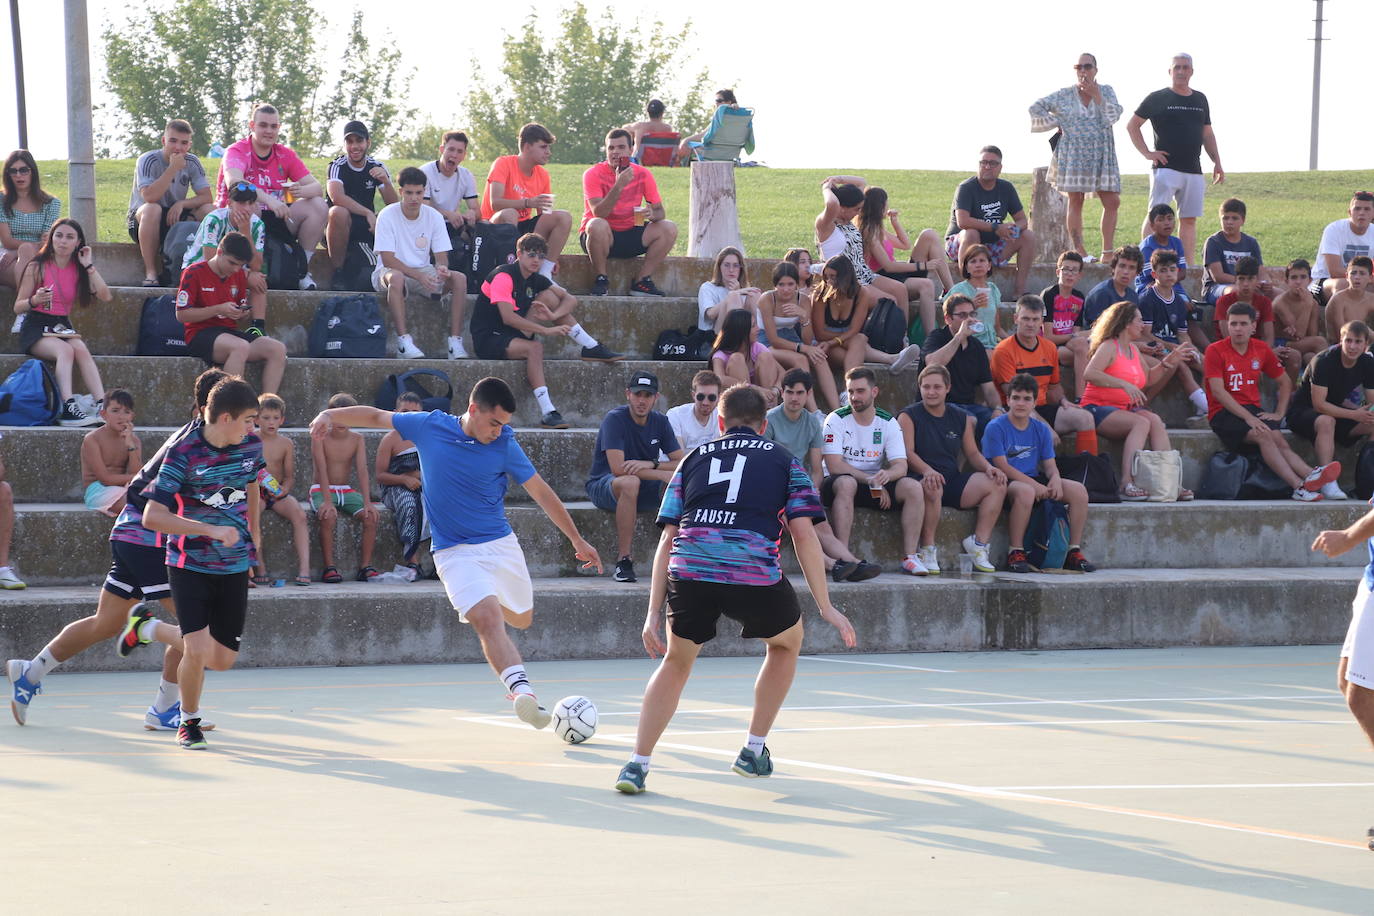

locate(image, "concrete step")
[[0, 567, 1356, 673], [0, 286, 698, 363], [6, 498, 1365, 587], [3, 425, 1362, 506]]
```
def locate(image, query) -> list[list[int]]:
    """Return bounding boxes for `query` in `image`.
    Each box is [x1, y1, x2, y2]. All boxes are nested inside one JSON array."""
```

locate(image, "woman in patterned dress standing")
[[1029, 53, 1123, 262]]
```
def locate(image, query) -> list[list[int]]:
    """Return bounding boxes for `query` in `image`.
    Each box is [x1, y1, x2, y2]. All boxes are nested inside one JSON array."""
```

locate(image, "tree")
[[102, 0, 324, 156], [388, 121, 458, 161], [465, 3, 717, 164], [304, 9, 412, 157]]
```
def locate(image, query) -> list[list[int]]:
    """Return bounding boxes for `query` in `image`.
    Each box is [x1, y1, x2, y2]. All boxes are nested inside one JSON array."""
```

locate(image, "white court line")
[[801, 656, 957, 673], [593, 693, 1342, 717], [629, 717, 1351, 737], [992, 783, 1374, 791]]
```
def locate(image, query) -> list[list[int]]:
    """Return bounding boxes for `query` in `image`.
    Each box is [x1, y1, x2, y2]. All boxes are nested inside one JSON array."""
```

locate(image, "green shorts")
[[310, 485, 366, 517]]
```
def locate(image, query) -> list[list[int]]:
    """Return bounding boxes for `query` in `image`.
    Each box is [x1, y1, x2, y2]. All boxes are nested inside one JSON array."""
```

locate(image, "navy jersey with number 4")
[[657, 428, 824, 586]]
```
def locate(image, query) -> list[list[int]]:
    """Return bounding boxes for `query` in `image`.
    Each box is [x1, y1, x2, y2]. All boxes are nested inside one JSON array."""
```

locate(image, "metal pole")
[[64, 0, 96, 231], [9, 0, 27, 149], [1310, 0, 1326, 171]]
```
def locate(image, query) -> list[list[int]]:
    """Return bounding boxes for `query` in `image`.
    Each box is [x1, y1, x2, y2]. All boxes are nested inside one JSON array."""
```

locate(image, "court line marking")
[[991, 783, 1374, 791], [617, 717, 1352, 737], [594, 693, 1343, 716], [801, 657, 957, 673]]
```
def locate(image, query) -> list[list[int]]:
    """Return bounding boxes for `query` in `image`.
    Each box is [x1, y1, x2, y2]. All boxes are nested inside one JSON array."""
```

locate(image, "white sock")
[[152, 678, 179, 713], [746, 733, 767, 755], [141, 618, 163, 643], [537, 260, 555, 279], [397, 333, 414, 346], [1189, 389, 1208, 412], [533, 386, 556, 414], [500, 664, 534, 697], [631, 753, 651, 769], [26, 646, 59, 683], [567, 323, 598, 349], [182, 708, 201, 722]]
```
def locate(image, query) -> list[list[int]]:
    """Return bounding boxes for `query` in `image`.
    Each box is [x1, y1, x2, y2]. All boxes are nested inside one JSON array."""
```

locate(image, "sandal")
[[142, 277, 160, 288], [1121, 483, 1149, 501], [356, 566, 379, 582], [251, 574, 273, 587], [1177, 488, 1194, 502], [321, 565, 343, 584], [293, 575, 311, 586]]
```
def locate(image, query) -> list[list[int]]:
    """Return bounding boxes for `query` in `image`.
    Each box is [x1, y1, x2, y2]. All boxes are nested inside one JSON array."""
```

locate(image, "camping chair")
[[638, 131, 680, 167], [689, 106, 755, 163]]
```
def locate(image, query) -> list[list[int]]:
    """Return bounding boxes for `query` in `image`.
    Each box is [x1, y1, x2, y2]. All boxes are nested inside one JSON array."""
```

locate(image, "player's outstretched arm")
[[309, 406, 396, 438], [789, 517, 856, 648], [642, 526, 675, 658], [523, 473, 603, 574], [1313, 506, 1374, 558]]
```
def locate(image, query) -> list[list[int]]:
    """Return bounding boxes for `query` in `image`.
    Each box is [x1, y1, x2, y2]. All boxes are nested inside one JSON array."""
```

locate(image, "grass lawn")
[[37, 158, 1364, 265]]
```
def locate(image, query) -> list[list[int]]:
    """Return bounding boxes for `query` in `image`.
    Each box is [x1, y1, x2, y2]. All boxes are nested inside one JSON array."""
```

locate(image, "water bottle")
[[258, 469, 284, 497]]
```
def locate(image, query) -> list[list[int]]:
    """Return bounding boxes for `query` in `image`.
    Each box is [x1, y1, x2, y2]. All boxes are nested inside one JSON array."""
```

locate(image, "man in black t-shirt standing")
[[1287, 321, 1374, 494], [944, 145, 1036, 295], [324, 121, 398, 277], [1126, 53, 1225, 266]]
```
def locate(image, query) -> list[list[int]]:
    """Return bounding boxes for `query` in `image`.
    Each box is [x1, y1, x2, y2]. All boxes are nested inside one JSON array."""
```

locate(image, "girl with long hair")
[[697, 246, 760, 332], [711, 308, 782, 407], [856, 185, 951, 334], [757, 260, 840, 411], [1, 150, 61, 297], [810, 255, 873, 377]]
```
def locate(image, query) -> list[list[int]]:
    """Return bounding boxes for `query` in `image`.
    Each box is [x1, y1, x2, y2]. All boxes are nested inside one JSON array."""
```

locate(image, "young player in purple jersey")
[[6, 370, 227, 730], [615, 384, 856, 794]]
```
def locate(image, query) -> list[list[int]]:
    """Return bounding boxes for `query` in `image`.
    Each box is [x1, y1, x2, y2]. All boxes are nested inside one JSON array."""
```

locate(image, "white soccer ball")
[[552, 695, 598, 744]]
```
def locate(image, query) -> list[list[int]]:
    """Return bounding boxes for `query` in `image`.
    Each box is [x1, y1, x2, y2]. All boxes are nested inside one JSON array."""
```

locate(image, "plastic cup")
[[633, 205, 650, 226], [869, 483, 885, 499], [958, 554, 974, 576], [541, 194, 554, 215]]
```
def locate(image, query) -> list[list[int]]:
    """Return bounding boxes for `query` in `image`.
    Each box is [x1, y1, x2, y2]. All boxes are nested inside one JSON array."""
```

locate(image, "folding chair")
[[689, 106, 756, 164], [638, 131, 680, 167]]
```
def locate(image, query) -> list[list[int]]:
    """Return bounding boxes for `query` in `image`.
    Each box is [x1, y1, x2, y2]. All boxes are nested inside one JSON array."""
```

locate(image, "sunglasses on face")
[[7, 166, 31, 176], [979, 160, 1001, 167], [1074, 63, 1095, 70], [234, 181, 258, 193], [695, 392, 718, 402]]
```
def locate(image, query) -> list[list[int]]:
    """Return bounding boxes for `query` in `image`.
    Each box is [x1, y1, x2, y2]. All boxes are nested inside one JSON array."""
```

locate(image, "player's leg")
[[1340, 583, 1374, 748], [737, 618, 803, 777], [172, 570, 244, 748]]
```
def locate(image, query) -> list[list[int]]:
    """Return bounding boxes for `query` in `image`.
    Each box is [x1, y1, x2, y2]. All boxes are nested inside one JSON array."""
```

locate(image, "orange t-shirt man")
[[480, 155, 551, 222]]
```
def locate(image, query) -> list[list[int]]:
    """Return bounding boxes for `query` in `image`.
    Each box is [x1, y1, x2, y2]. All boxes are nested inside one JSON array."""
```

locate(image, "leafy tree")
[[465, 3, 717, 163], [304, 9, 412, 157], [388, 121, 458, 161], [102, 0, 323, 156]]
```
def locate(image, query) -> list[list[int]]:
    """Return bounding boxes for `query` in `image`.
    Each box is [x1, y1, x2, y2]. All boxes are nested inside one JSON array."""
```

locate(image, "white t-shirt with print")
[[374, 202, 451, 270], [1314, 219, 1374, 280], [821, 407, 904, 476]]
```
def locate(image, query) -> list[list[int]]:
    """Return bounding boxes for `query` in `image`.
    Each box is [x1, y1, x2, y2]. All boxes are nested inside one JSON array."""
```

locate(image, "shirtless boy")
[[1272, 259, 1328, 362], [310, 393, 379, 582], [80, 389, 141, 517], [254, 393, 311, 586], [1325, 257, 1374, 346]]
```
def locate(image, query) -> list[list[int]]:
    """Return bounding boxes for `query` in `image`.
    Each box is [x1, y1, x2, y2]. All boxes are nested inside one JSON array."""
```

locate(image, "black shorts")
[[666, 576, 801, 645], [18, 311, 76, 355], [126, 205, 195, 243], [933, 469, 974, 508], [104, 540, 171, 601], [168, 566, 248, 651], [516, 215, 542, 236], [346, 213, 374, 245], [471, 326, 533, 360], [1035, 403, 1060, 427], [1287, 406, 1364, 446], [819, 473, 903, 511], [877, 267, 928, 282], [1210, 404, 1278, 452], [187, 326, 254, 363], [579, 225, 648, 259]]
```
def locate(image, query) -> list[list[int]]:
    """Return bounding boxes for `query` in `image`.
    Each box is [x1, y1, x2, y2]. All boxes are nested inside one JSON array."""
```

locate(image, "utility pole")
[[64, 0, 96, 231], [9, 0, 27, 149], [1310, 0, 1327, 170]]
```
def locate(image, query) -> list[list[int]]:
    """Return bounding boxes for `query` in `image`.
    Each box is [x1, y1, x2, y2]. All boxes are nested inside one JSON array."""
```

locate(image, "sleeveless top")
[[37, 260, 80, 317], [1081, 340, 1146, 409], [822, 295, 858, 334], [817, 221, 875, 284]]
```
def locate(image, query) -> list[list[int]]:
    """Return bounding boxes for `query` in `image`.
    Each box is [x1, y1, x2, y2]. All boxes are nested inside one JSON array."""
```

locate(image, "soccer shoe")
[[847, 560, 882, 582], [580, 344, 625, 363], [1291, 487, 1322, 502], [395, 335, 426, 360], [540, 410, 569, 430], [901, 553, 929, 576], [919, 545, 940, 575], [590, 275, 610, 297], [144, 702, 216, 732], [732, 746, 773, 778], [613, 557, 637, 583], [1303, 462, 1342, 492], [1006, 548, 1031, 574], [1321, 480, 1348, 500], [1063, 548, 1096, 573], [178, 718, 208, 750], [830, 559, 859, 583], [0, 566, 25, 589], [512, 692, 552, 729], [614, 761, 647, 794], [6, 659, 40, 726], [117, 602, 155, 658], [629, 277, 665, 297], [961, 535, 996, 572], [888, 344, 921, 374]]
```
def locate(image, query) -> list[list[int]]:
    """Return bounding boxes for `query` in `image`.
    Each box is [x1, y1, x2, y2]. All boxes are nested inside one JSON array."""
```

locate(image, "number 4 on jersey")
[[708, 454, 747, 504]]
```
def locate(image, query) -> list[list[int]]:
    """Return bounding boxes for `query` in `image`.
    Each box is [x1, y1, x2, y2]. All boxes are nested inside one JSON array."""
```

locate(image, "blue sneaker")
[[614, 761, 647, 794], [731, 746, 773, 778], [143, 702, 216, 732], [6, 659, 41, 726]]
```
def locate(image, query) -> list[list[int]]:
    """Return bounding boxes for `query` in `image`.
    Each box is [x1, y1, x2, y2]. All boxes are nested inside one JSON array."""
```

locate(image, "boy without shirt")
[[311, 393, 380, 583], [1324, 256, 1374, 346], [253, 393, 311, 586], [1272, 258, 1328, 361], [80, 389, 141, 517]]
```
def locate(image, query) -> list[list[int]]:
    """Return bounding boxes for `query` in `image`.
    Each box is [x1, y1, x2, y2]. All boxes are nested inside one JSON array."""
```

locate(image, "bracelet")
[[84, 265, 95, 272], [796, 343, 802, 353]]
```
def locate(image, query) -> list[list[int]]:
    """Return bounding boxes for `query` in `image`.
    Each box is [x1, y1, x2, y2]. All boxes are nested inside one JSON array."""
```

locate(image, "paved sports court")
[[3, 644, 1370, 913]]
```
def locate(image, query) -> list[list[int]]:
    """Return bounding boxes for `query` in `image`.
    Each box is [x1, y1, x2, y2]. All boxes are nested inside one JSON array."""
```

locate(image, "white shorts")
[[1148, 167, 1206, 219], [433, 532, 533, 622], [372, 263, 439, 296], [1341, 578, 1374, 690]]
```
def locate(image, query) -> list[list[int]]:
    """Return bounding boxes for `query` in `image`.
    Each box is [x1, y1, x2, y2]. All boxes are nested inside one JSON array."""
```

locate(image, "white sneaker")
[[395, 334, 425, 360], [1321, 481, 1348, 500], [961, 535, 996, 572], [0, 567, 24, 590], [901, 553, 929, 576], [9, 315, 22, 334], [512, 692, 551, 729], [889, 344, 921, 374], [1292, 487, 1322, 502], [299, 273, 318, 291], [918, 545, 940, 575], [447, 336, 469, 360]]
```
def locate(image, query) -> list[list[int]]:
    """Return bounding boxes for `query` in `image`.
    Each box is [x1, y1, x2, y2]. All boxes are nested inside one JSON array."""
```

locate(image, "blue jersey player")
[[310, 376, 603, 729], [615, 385, 856, 794]]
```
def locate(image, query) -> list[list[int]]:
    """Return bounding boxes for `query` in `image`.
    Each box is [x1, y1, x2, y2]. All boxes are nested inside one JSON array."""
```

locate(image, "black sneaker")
[[613, 557, 636, 582], [178, 717, 208, 750], [580, 344, 625, 363], [116, 602, 154, 658], [541, 410, 569, 429], [244, 325, 265, 340], [1063, 548, 1096, 573], [831, 560, 860, 583], [629, 277, 665, 297], [1007, 548, 1031, 574], [59, 398, 99, 427], [846, 560, 883, 582], [591, 274, 609, 296]]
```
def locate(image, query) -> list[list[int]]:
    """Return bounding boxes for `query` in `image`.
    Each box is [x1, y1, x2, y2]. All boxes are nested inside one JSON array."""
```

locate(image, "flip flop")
[[250, 574, 272, 587], [142, 278, 160, 287], [293, 575, 311, 586]]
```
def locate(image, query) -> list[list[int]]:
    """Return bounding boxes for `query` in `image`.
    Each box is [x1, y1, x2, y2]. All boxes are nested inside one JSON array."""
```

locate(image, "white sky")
[[2, 0, 1370, 173]]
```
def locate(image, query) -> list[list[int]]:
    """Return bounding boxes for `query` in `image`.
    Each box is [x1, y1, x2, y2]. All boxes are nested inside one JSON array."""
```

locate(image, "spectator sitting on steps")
[[127, 119, 213, 286], [481, 123, 572, 283], [580, 129, 677, 297], [325, 120, 397, 278]]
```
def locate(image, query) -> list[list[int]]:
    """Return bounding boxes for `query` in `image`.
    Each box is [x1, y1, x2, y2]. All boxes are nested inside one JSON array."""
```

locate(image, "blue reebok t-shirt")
[[981, 414, 1054, 478], [392, 410, 537, 549], [588, 405, 681, 480]]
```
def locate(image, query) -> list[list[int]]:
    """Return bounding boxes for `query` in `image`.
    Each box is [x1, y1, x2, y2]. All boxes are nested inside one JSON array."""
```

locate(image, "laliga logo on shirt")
[[176, 290, 189, 308]]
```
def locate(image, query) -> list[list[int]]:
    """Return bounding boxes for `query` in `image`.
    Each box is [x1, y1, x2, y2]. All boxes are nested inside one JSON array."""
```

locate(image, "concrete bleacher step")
[[6, 498, 1366, 587], [1, 568, 1356, 673], [4, 426, 1363, 506]]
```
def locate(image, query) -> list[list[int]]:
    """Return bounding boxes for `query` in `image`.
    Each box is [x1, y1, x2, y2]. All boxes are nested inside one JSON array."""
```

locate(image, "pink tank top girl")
[[1081, 340, 1146, 409], [38, 261, 79, 317]]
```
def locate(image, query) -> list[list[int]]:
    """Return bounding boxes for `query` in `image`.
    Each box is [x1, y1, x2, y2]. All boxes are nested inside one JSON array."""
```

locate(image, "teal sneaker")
[[614, 761, 647, 794], [731, 746, 773, 778]]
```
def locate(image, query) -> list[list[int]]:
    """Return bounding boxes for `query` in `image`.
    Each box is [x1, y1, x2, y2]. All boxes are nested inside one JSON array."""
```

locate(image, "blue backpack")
[[0, 358, 60, 426], [1027, 499, 1070, 571]]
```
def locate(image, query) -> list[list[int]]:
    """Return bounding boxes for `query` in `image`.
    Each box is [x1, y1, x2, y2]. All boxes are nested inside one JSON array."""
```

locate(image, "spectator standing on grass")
[[943, 146, 1037, 297], [580, 129, 677, 298], [1029, 52, 1123, 261], [215, 103, 329, 291], [665, 371, 722, 453], [1286, 321, 1374, 496], [127, 120, 213, 286], [324, 120, 397, 275], [481, 123, 572, 283], [1126, 53, 1224, 265]]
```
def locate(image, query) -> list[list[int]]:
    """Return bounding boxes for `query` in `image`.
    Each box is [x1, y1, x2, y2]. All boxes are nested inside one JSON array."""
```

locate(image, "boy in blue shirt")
[[1136, 203, 1188, 295], [1203, 197, 1269, 304], [982, 374, 1095, 574], [1139, 248, 1209, 423]]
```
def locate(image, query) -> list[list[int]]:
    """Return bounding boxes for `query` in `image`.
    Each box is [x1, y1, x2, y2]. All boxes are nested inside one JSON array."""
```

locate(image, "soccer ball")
[[552, 695, 598, 744]]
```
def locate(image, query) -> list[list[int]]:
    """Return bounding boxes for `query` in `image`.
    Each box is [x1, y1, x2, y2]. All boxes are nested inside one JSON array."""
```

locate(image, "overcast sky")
[[3, 0, 1370, 173]]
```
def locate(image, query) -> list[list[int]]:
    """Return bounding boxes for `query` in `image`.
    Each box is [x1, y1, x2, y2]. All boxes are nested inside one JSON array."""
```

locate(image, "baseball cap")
[[343, 120, 370, 140], [627, 371, 659, 394]]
